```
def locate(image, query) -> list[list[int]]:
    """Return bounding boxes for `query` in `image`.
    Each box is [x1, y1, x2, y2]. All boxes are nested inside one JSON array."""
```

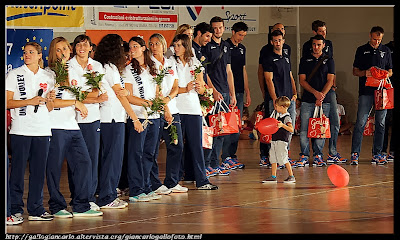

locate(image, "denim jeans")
[[325, 90, 340, 156], [299, 102, 330, 157], [351, 95, 387, 155], [222, 92, 244, 159]]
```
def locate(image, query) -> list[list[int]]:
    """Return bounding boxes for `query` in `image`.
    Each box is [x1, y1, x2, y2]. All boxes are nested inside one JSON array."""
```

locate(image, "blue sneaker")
[[372, 154, 387, 165], [231, 157, 245, 169], [297, 155, 309, 167], [206, 167, 218, 177], [350, 153, 359, 165], [289, 158, 297, 168], [259, 156, 271, 168], [215, 166, 230, 176], [327, 153, 348, 164], [222, 157, 238, 170], [313, 155, 326, 167]]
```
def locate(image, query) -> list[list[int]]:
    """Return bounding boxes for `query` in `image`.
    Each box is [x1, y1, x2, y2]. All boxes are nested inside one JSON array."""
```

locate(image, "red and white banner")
[[86, 6, 178, 30]]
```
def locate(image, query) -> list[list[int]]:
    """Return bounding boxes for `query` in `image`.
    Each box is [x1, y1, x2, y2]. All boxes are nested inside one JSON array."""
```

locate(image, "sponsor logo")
[[7, 6, 75, 21], [186, 6, 202, 21]]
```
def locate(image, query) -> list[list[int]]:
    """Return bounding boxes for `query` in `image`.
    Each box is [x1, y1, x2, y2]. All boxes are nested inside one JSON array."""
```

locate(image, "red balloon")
[[256, 118, 279, 135], [327, 164, 349, 187]]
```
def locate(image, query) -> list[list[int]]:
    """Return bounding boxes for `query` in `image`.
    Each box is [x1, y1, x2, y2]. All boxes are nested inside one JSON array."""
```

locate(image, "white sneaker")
[[147, 191, 162, 200], [100, 199, 126, 209], [89, 202, 100, 211], [6, 215, 23, 225], [115, 198, 128, 207], [170, 184, 188, 193], [129, 193, 150, 202], [154, 185, 172, 195]]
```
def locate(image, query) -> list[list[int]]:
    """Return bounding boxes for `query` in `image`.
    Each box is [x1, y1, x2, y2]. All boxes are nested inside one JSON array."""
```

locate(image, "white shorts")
[[269, 141, 289, 166]]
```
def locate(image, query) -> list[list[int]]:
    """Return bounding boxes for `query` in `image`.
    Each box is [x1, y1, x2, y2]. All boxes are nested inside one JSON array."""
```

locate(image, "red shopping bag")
[[202, 118, 213, 149], [307, 106, 331, 138], [365, 66, 389, 87], [363, 116, 375, 136], [208, 100, 239, 137], [375, 83, 394, 110], [230, 105, 242, 129], [256, 110, 278, 144]]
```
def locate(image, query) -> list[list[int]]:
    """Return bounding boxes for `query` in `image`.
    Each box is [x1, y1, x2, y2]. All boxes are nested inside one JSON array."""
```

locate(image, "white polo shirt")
[[173, 56, 202, 116], [151, 56, 179, 115], [6, 65, 53, 136], [43, 67, 80, 130], [99, 63, 127, 123], [123, 64, 160, 119], [68, 56, 105, 124]]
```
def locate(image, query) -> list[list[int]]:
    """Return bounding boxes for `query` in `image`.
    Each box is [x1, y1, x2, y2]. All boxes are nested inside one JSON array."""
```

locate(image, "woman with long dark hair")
[[122, 36, 163, 201], [172, 34, 218, 190], [94, 34, 143, 209]]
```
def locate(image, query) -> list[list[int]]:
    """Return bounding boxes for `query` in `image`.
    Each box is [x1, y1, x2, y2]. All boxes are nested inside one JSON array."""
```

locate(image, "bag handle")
[[220, 99, 231, 113], [202, 116, 209, 127], [377, 78, 385, 90], [269, 109, 277, 119]]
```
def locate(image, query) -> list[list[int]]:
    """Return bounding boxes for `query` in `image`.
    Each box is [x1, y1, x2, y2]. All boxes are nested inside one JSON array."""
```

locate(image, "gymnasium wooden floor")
[[6, 134, 394, 235]]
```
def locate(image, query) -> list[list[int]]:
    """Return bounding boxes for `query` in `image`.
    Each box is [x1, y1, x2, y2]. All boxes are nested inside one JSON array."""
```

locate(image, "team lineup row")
[[5, 17, 394, 225]]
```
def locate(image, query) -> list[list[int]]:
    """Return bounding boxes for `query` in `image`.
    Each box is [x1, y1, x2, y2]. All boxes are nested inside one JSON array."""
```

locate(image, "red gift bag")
[[202, 117, 213, 149], [366, 66, 389, 87], [375, 80, 394, 110], [230, 105, 242, 130], [307, 106, 331, 138], [208, 100, 239, 137], [256, 110, 278, 144]]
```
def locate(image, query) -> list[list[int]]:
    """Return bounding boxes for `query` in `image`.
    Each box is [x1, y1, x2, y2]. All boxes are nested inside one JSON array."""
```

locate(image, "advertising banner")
[[86, 6, 178, 30], [6, 5, 84, 30], [6, 29, 53, 73], [179, 6, 259, 33]]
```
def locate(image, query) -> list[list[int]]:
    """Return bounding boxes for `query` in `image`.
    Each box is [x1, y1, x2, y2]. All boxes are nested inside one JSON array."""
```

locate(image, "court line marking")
[[69, 180, 393, 233]]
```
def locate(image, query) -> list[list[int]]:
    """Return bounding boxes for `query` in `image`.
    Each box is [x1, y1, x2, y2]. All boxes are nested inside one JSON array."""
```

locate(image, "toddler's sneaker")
[[129, 193, 150, 202], [28, 212, 54, 221], [313, 155, 326, 167], [283, 176, 296, 183], [259, 156, 271, 168], [297, 155, 309, 167], [262, 176, 277, 183], [372, 154, 387, 165], [350, 153, 359, 165], [6, 215, 23, 225]]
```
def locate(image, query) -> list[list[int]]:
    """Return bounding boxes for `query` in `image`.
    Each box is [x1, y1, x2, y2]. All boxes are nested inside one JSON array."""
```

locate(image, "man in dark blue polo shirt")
[[297, 34, 335, 167], [262, 30, 297, 169], [202, 16, 236, 175], [302, 20, 347, 164], [223, 21, 250, 170], [257, 23, 292, 166], [350, 26, 393, 165], [192, 22, 213, 83]]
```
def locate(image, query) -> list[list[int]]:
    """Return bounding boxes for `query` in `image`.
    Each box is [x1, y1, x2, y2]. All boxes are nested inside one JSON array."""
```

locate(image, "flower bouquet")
[[83, 64, 105, 93]]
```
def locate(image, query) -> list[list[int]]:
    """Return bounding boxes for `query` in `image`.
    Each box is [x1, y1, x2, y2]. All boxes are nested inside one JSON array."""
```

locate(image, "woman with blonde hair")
[[165, 24, 195, 58]]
